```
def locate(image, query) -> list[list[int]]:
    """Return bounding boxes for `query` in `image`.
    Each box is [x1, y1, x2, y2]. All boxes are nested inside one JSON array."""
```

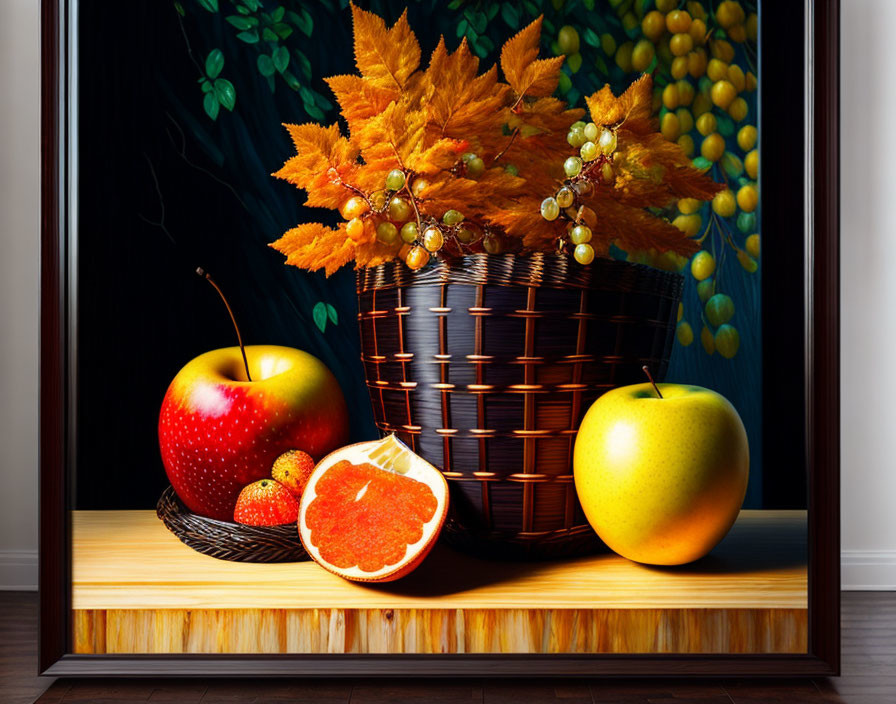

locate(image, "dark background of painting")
[[73, 0, 803, 510]]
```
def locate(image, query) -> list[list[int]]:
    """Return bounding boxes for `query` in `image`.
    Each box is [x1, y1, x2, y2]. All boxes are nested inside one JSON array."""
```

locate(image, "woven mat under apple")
[[156, 486, 309, 563]]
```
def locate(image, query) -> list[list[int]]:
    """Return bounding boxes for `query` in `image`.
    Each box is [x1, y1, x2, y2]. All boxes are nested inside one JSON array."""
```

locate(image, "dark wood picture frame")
[[39, 0, 840, 677]]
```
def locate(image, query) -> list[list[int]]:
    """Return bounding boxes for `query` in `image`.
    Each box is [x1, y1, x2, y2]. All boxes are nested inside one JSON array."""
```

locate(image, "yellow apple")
[[573, 383, 749, 565]]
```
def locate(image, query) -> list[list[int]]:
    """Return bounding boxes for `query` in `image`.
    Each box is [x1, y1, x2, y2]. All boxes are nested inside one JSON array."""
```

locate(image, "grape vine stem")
[[491, 127, 520, 166], [402, 176, 424, 236]]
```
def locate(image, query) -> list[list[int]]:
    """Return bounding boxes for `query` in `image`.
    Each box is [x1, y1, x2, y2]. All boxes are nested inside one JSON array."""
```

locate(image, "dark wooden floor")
[[2, 592, 893, 703]]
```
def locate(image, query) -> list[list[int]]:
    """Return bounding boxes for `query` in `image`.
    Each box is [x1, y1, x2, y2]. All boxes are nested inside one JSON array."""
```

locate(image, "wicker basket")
[[356, 252, 683, 560], [156, 486, 308, 563]]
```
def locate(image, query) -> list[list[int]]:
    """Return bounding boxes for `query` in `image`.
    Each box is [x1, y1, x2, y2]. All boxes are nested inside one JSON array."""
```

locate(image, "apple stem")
[[642, 365, 663, 399], [196, 267, 252, 382]]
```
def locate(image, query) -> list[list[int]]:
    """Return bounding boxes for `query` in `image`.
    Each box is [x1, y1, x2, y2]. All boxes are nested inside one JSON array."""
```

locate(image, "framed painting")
[[40, 0, 840, 676]]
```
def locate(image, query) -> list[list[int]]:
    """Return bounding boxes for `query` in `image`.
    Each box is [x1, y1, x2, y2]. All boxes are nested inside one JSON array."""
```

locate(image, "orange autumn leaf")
[[269, 222, 356, 276], [424, 38, 509, 146], [586, 74, 655, 129], [420, 167, 526, 222], [487, 193, 561, 250], [274, 123, 356, 185], [272, 7, 722, 276], [273, 123, 360, 209], [511, 97, 585, 137], [354, 99, 426, 169], [500, 17, 566, 99], [350, 3, 420, 91], [325, 74, 398, 135], [354, 237, 399, 269], [591, 199, 700, 257], [613, 133, 722, 208]]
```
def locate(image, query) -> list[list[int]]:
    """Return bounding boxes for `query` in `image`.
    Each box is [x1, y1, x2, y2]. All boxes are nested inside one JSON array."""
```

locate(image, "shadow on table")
[[644, 515, 808, 576], [354, 543, 609, 597], [359, 512, 808, 594]]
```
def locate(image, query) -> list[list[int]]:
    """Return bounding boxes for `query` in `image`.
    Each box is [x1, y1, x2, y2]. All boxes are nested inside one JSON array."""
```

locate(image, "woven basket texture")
[[356, 252, 683, 560], [156, 485, 308, 563]]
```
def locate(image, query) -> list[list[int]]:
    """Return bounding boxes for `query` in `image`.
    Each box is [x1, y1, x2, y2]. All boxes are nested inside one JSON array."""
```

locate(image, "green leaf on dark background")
[[326, 304, 338, 325], [557, 71, 572, 94], [237, 30, 259, 43], [272, 5, 285, 22], [501, 3, 518, 28], [225, 15, 254, 30], [486, 3, 499, 20], [313, 90, 333, 110], [205, 49, 224, 79], [567, 52, 582, 73], [263, 27, 279, 41], [455, 18, 468, 38], [174, 2, 185, 17], [243, 0, 260, 10], [465, 9, 486, 34], [257, 54, 275, 76], [583, 0, 595, 9], [295, 8, 313, 36], [716, 113, 736, 137], [214, 78, 236, 110], [197, 0, 218, 12], [274, 22, 294, 39], [200, 79, 213, 93], [305, 102, 325, 121], [477, 35, 494, 53], [594, 53, 609, 75], [312, 302, 327, 333], [692, 156, 712, 170], [203, 91, 219, 120], [273, 46, 289, 73], [582, 27, 600, 48], [294, 49, 312, 80]]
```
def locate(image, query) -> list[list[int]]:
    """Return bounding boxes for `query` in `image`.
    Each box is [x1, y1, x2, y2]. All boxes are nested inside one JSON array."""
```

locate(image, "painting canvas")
[[57, 0, 827, 667]]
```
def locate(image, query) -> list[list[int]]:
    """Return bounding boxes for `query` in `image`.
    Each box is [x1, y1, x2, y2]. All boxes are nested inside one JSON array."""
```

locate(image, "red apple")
[[158, 345, 349, 521]]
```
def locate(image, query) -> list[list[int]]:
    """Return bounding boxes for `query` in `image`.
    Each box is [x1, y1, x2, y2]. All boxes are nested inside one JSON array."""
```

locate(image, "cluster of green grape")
[[677, 247, 740, 359], [596, 0, 758, 359], [340, 166, 500, 270], [539, 119, 619, 265]]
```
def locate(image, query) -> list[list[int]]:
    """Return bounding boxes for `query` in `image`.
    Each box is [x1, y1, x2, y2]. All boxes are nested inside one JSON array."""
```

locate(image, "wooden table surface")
[[71, 510, 808, 654]]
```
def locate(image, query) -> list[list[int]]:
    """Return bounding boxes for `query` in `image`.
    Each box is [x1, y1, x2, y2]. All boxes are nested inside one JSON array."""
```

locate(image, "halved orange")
[[297, 435, 449, 582]]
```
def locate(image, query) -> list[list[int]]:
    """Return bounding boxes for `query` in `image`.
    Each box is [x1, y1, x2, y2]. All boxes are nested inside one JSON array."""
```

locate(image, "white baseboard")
[[842, 550, 896, 590], [0, 549, 38, 590]]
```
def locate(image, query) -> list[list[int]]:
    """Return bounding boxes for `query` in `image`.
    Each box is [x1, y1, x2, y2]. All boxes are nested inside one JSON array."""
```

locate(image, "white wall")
[[0, 0, 40, 589], [0, 1, 892, 590], [840, 0, 896, 589]]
